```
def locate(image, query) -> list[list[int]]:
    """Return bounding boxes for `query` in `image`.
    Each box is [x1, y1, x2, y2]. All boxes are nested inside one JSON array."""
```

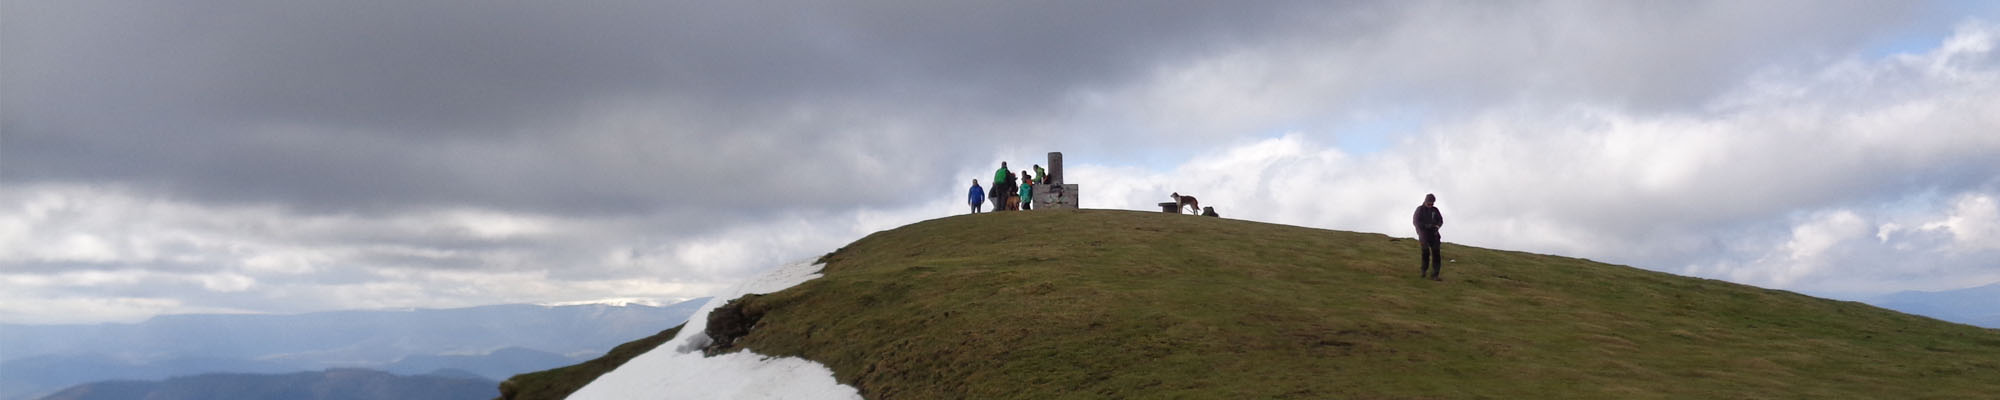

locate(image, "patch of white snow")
[[568, 259, 862, 400]]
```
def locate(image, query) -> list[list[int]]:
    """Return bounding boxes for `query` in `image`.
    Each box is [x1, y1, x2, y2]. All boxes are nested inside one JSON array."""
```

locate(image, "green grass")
[[714, 209, 2000, 399], [496, 325, 682, 400]]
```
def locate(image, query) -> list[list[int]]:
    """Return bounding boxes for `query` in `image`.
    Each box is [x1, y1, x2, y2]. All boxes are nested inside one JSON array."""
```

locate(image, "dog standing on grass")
[[1170, 192, 1200, 215]]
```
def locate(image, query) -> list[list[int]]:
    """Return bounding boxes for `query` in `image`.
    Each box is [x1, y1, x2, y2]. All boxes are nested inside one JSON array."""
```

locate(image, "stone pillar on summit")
[[1047, 152, 1063, 185], [1034, 152, 1080, 210]]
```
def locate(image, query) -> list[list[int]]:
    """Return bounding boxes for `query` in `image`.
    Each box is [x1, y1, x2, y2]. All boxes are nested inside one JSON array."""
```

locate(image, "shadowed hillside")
[[538, 209, 2000, 399]]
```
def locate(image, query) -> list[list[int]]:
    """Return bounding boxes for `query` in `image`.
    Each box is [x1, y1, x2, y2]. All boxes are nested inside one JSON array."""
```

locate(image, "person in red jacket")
[[1413, 194, 1445, 281]]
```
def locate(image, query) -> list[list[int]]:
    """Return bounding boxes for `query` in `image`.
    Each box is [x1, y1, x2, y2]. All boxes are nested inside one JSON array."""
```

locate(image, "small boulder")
[[703, 294, 767, 355]]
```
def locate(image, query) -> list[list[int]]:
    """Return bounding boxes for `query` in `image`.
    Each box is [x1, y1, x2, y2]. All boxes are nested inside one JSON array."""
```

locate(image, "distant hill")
[[1872, 282, 2000, 329], [1, 301, 702, 400], [3, 301, 706, 363], [531, 210, 2000, 399], [381, 347, 576, 381], [39, 369, 495, 400], [0, 354, 303, 400], [497, 327, 683, 400]]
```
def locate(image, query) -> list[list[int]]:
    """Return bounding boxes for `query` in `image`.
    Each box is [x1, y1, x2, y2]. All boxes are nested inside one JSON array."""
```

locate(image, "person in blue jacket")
[[968, 179, 985, 214]]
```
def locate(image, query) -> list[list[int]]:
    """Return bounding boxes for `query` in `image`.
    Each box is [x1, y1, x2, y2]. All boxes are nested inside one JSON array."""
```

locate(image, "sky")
[[4, 0, 1999, 324]]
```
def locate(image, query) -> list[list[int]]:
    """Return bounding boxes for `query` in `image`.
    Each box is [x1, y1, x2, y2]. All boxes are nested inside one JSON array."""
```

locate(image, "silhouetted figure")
[[1413, 194, 1445, 281], [1002, 167, 1020, 210], [969, 179, 985, 214], [989, 186, 1003, 212], [993, 162, 1012, 212]]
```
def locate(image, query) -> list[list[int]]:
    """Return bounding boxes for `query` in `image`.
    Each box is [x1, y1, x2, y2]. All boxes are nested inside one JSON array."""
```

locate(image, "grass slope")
[[721, 210, 2000, 399], [495, 326, 681, 400]]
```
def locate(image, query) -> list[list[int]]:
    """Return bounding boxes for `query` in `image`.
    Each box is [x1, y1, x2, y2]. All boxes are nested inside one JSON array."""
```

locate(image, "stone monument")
[[1032, 152, 1080, 210]]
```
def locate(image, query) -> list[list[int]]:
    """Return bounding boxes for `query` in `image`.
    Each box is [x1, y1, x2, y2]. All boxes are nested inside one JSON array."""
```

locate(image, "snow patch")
[[569, 260, 861, 400]]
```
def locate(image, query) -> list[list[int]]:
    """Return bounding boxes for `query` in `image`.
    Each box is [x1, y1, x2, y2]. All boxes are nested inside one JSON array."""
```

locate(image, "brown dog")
[[1170, 192, 1199, 215]]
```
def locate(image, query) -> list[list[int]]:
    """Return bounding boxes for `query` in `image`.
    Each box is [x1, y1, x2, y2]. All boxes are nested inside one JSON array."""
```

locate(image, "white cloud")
[[5, 4, 1998, 324], [0, 182, 959, 323], [1695, 192, 2000, 295], [0, 296, 253, 325], [1929, 194, 2000, 251], [1772, 211, 1871, 286], [1864, 192, 2000, 260], [1049, 20, 2000, 298], [0, 184, 812, 322]]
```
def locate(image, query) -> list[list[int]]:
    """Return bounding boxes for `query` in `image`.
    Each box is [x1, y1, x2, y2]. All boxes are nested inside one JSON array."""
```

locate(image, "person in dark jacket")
[[993, 162, 1012, 211], [1412, 194, 1445, 281], [968, 179, 985, 214], [1002, 169, 1019, 210]]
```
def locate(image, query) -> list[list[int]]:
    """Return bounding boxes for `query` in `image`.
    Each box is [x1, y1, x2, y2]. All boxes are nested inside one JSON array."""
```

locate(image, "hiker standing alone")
[[968, 179, 985, 214], [1413, 194, 1445, 281]]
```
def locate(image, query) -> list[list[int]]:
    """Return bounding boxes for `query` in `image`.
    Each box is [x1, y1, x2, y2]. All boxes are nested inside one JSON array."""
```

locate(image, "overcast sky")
[[5, 0, 1999, 324]]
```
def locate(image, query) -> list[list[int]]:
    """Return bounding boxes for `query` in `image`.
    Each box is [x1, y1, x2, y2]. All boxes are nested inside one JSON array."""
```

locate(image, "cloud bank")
[[3, 0, 1996, 323]]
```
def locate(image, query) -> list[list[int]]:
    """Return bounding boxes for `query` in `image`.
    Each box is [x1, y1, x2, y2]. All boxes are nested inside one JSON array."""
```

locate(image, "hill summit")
[[524, 209, 2000, 399]]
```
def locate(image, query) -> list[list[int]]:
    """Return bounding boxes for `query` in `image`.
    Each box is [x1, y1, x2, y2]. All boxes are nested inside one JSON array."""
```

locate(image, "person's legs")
[[1420, 241, 1434, 277], [1433, 244, 1444, 279], [1422, 239, 1443, 279]]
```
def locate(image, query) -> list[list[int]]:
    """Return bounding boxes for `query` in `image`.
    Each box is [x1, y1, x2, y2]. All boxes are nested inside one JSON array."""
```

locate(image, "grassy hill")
[[520, 209, 2000, 399]]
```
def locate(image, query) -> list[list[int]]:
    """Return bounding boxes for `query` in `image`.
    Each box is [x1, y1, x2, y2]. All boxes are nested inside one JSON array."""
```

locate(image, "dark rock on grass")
[[703, 294, 768, 355]]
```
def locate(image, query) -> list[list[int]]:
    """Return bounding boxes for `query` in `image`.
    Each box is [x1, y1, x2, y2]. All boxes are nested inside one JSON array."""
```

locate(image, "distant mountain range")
[[1, 300, 703, 400], [39, 369, 496, 400], [1870, 282, 2000, 329]]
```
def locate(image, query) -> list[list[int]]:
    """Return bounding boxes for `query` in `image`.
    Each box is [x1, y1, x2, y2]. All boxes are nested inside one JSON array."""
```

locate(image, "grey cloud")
[[3, 0, 1328, 217], [8, 1, 1922, 217], [3, 0, 1987, 323]]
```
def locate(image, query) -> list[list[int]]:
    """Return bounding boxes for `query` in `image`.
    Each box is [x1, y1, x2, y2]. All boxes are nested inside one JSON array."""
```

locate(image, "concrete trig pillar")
[[1047, 152, 1063, 185], [1033, 152, 1079, 210]]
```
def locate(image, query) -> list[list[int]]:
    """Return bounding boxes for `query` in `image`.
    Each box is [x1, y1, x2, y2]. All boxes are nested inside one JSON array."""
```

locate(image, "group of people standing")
[[968, 161, 1047, 213], [968, 165, 1447, 283]]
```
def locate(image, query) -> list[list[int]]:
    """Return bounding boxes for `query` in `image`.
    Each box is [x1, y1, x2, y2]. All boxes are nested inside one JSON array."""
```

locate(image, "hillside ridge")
[[544, 210, 2000, 399]]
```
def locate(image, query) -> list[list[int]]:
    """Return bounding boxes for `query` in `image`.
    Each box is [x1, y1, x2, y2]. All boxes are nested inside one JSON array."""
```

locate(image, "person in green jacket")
[[1019, 171, 1034, 211], [1033, 164, 1047, 184]]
